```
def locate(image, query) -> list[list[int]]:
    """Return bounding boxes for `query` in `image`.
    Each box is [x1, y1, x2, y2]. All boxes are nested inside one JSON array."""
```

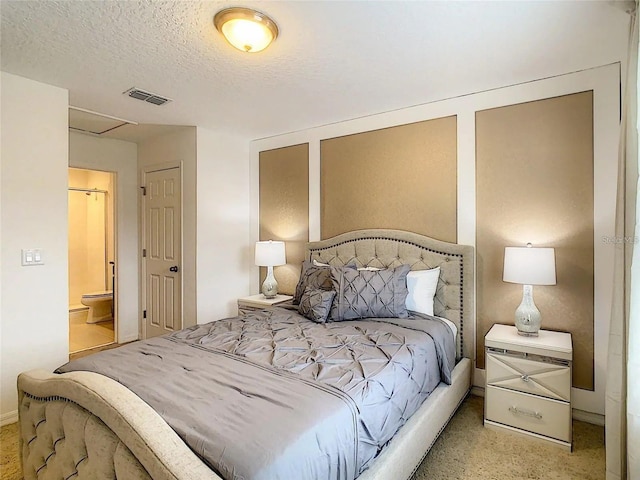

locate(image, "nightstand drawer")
[[485, 385, 571, 442], [486, 351, 570, 401]]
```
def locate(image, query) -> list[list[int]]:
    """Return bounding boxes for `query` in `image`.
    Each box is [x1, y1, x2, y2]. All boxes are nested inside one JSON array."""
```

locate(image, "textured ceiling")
[[0, 1, 631, 141]]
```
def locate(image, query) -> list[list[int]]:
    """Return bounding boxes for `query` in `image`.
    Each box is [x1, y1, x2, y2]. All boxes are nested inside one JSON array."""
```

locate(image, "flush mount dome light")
[[214, 7, 278, 53]]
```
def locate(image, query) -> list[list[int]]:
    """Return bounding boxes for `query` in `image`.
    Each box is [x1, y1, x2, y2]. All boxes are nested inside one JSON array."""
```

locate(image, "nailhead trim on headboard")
[[307, 231, 472, 360], [310, 236, 464, 258], [459, 262, 464, 360]]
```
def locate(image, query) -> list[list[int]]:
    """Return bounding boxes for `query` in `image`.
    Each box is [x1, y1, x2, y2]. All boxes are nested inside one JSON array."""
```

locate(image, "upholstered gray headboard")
[[306, 229, 475, 360]]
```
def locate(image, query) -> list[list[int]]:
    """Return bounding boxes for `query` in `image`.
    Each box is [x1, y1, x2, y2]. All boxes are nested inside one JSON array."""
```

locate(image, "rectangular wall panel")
[[259, 144, 310, 295], [320, 116, 457, 242], [476, 91, 594, 390]]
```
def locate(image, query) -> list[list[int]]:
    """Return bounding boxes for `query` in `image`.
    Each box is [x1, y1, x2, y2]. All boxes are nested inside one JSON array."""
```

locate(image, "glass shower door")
[[68, 189, 108, 308]]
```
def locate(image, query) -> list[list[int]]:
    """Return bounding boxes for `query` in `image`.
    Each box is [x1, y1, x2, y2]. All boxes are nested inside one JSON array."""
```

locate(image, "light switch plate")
[[22, 248, 44, 266]]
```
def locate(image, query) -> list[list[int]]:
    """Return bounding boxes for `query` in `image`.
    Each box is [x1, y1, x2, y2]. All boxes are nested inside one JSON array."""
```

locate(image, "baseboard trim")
[[1, 410, 18, 426], [572, 408, 605, 426], [118, 333, 139, 344], [471, 385, 485, 397]]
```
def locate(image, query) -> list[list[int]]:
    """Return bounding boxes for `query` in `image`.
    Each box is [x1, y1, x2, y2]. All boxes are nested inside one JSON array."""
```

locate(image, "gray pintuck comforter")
[[58, 306, 455, 480]]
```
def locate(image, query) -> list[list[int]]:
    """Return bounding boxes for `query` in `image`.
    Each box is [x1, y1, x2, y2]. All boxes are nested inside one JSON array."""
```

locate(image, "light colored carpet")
[[0, 394, 604, 480], [1, 421, 20, 480], [413, 395, 605, 480]]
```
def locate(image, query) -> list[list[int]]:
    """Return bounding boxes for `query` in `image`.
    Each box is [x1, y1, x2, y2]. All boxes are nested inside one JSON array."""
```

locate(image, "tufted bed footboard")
[[18, 369, 219, 480], [17, 359, 472, 480]]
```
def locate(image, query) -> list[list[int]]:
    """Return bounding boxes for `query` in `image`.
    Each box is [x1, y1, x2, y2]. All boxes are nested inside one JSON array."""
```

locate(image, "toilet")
[[81, 290, 113, 324]]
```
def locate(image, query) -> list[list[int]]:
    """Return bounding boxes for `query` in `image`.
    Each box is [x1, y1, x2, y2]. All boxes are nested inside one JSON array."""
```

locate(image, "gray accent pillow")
[[293, 260, 333, 304], [329, 264, 411, 321], [298, 287, 336, 323], [293, 260, 355, 304]]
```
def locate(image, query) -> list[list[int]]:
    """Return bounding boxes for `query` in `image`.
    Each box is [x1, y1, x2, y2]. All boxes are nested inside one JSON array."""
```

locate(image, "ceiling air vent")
[[123, 87, 172, 106]]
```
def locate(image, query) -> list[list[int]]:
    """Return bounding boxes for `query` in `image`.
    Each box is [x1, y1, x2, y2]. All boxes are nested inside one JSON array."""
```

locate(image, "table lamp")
[[503, 244, 556, 336], [255, 240, 286, 298]]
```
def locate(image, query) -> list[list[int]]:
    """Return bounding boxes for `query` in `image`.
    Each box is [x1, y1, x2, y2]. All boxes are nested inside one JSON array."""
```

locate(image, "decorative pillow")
[[294, 260, 356, 304], [293, 260, 333, 304], [298, 287, 336, 323], [329, 264, 410, 321], [406, 267, 440, 316]]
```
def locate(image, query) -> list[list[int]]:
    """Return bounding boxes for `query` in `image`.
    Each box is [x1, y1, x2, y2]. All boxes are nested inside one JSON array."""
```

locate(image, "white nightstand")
[[237, 294, 293, 315], [484, 324, 573, 451]]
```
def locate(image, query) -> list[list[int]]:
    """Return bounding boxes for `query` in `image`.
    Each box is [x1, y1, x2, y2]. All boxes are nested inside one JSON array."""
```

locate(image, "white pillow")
[[405, 267, 440, 316], [312, 259, 330, 267]]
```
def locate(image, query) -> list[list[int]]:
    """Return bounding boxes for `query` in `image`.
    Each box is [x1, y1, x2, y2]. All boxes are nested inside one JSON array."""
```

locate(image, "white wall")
[[250, 65, 620, 416], [69, 131, 139, 343], [196, 127, 251, 322], [1, 72, 69, 424], [138, 128, 198, 327]]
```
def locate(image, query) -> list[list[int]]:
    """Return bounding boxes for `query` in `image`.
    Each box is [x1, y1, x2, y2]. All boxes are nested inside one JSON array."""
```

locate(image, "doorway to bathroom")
[[68, 167, 116, 353]]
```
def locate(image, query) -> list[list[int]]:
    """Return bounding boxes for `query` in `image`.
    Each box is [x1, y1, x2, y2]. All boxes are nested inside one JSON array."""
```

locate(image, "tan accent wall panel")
[[320, 117, 457, 241], [476, 92, 594, 390], [259, 144, 309, 295]]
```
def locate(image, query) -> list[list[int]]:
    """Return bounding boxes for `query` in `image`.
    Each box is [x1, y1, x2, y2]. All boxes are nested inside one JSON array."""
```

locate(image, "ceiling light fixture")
[[214, 7, 278, 53]]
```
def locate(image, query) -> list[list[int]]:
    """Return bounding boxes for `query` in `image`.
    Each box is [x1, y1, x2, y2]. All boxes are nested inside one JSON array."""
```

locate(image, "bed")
[[17, 229, 474, 480]]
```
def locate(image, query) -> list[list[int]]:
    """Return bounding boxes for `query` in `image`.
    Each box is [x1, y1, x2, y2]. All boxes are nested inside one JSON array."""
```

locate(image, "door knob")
[[169, 266, 179, 273]]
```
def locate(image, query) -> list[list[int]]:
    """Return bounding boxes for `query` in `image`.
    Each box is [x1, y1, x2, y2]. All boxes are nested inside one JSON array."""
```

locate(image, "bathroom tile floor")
[[69, 317, 114, 353]]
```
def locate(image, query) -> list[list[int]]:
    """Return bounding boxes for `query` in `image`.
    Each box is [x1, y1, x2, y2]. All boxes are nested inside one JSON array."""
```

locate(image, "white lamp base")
[[515, 284, 541, 336], [261, 265, 278, 299]]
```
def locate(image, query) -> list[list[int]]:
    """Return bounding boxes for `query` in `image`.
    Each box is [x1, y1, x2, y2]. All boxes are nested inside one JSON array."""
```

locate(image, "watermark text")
[[601, 235, 639, 244]]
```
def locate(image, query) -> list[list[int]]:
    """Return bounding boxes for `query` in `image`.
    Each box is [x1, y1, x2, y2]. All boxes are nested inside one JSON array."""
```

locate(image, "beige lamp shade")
[[503, 246, 556, 285], [255, 240, 286, 267]]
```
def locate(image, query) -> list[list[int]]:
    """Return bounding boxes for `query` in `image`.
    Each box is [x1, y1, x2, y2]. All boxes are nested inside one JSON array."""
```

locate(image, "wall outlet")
[[21, 248, 44, 266]]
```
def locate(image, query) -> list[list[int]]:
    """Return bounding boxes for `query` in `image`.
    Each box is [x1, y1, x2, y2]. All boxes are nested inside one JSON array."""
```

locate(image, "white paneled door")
[[143, 166, 182, 338]]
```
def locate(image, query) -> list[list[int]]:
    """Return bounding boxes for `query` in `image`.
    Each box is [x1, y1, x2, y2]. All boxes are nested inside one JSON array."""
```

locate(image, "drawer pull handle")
[[521, 375, 530, 382], [509, 406, 542, 420]]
